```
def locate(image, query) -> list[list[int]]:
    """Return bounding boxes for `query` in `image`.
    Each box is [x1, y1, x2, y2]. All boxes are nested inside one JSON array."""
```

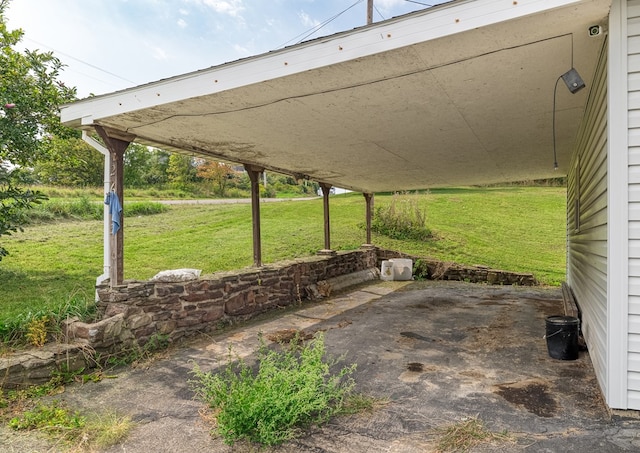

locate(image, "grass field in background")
[[0, 187, 566, 321]]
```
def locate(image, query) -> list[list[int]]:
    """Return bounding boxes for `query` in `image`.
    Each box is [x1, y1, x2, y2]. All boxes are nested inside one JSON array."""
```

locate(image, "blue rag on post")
[[104, 190, 122, 235]]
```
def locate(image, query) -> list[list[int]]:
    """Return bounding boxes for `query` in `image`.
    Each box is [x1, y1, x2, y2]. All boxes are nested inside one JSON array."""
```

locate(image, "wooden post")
[[364, 192, 374, 245], [367, 0, 373, 24], [95, 126, 132, 288], [318, 183, 335, 255], [245, 165, 264, 267]]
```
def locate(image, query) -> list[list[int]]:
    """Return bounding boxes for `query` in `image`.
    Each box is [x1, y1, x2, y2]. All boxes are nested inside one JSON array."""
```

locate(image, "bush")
[[192, 333, 356, 446], [31, 196, 102, 221], [125, 201, 168, 216], [25, 199, 167, 222], [371, 193, 432, 241]]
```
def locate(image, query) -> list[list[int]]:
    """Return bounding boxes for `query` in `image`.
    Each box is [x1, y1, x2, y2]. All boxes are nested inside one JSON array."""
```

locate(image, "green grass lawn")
[[0, 187, 566, 321]]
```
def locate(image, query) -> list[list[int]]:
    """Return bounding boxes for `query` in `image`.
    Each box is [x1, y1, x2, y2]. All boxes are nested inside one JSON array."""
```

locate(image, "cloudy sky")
[[5, 0, 437, 98]]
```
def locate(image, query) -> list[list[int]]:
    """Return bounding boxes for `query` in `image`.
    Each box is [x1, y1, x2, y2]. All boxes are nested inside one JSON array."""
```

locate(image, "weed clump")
[[434, 416, 515, 452], [8, 399, 132, 449], [0, 293, 98, 347], [192, 333, 356, 446], [9, 400, 86, 436], [371, 193, 432, 241]]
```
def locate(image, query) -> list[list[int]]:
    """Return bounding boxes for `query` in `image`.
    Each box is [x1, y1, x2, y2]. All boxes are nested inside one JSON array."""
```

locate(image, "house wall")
[[567, 38, 609, 399], [625, 0, 640, 409]]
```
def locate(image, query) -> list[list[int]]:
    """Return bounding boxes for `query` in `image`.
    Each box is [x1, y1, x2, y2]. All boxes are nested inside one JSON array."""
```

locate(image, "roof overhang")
[[60, 0, 611, 192]]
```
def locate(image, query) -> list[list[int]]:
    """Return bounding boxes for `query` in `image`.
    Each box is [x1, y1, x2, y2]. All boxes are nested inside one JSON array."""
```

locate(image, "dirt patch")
[[494, 378, 558, 417], [406, 362, 424, 372], [266, 329, 313, 343], [533, 298, 564, 318], [465, 307, 513, 351]]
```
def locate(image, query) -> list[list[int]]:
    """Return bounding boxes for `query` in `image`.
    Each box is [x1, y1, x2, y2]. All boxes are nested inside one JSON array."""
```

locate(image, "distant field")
[[0, 187, 566, 321]]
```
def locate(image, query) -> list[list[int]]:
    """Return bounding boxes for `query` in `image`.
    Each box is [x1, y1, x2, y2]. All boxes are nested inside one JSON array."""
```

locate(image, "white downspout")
[[82, 131, 111, 299]]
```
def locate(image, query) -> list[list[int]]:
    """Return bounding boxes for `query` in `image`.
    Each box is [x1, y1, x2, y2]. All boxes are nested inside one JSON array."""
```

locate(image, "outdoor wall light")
[[561, 68, 586, 94], [553, 67, 585, 170]]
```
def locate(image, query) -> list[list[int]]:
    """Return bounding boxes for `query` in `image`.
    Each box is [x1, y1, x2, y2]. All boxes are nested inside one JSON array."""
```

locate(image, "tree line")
[[0, 0, 316, 260]]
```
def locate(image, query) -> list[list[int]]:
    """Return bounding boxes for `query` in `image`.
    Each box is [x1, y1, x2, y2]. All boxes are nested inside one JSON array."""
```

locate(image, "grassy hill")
[[0, 187, 566, 324]]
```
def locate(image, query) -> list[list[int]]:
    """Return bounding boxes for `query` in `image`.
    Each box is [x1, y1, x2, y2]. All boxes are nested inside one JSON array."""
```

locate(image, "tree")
[[196, 161, 235, 197], [34, 136, 103, 186], [167, 153, 196, 190], [144, 148, 171, 186], [0, 167, 46, 259], [0, 1, 77, 166], [0, 0, 77, 260], [124, 143, 153, 188]]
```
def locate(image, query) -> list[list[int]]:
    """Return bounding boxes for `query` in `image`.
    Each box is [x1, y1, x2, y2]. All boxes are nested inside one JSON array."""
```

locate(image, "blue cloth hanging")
[[104, 190, 122, 235]]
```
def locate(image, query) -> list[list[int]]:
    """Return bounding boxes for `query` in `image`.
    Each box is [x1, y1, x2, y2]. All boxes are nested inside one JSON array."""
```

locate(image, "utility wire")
[[24, 37, 137, 84], [278, 0, 364, 48], [404, 0, 434, 6], [373, 4, 386, 21]]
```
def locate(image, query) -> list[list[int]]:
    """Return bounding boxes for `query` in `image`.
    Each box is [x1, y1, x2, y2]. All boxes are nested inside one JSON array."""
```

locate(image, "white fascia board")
[[60, 0, 583, 126]]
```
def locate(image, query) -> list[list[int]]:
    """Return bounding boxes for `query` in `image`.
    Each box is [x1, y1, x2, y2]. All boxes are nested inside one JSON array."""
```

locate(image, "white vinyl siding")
[[627, 0, 640, 409], [567, 38, 609, 398]]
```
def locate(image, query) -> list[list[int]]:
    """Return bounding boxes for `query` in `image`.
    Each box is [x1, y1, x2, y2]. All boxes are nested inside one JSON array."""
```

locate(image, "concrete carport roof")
[[60, 0, 611, 193]]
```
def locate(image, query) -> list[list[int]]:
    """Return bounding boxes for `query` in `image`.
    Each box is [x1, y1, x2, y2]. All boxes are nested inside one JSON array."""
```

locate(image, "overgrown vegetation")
[[1, 367, 133, 451], [25, 197, 168, 223], [192, 333, 357, 446], [6, 399, 132, 450], [9, 399, 86, 437], [434, 416, 515, 452], [371, 192, 432, 241], [0, 292, 98, 347], [98, 333, 171, 368]]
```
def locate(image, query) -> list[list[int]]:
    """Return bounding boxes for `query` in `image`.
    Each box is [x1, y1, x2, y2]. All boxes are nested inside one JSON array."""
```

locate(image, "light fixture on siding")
[[552, 33, 586, 170], [552, 67, 585, 170]]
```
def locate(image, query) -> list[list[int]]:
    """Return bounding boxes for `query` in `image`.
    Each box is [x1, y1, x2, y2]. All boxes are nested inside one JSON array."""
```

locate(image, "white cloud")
[[150, 45, 169, 61], [298, 11, 319, 28], [376, 0, 407, 8], [177, 18, 188, 28], [200, 0, 245, 17], [233, 43, 249, 55]]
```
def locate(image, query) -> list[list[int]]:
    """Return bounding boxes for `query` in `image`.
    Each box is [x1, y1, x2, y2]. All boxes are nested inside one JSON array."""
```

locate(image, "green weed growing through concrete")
[[192, 332, 356, 446]]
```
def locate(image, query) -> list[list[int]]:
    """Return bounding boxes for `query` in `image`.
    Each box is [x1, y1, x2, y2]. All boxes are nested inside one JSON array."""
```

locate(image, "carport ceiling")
[[60, 0, 611, 193]]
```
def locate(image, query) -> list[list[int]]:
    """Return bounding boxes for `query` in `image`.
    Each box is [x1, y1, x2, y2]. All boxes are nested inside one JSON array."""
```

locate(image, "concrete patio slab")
[[4, 280, 640, 452]]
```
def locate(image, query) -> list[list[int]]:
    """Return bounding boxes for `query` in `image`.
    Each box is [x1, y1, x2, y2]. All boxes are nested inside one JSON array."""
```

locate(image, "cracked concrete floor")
[[3, 280, 640, 452]]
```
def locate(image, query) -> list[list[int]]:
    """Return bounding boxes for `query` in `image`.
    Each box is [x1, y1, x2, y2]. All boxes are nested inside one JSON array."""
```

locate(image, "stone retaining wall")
[[2, 247, 536, 388], [376, 249, 537, 285], [64, 248, 378, 354]]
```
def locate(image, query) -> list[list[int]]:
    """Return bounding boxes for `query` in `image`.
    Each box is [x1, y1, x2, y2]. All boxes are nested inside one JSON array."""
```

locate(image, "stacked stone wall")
[[64, 248, 377, 353], [1, 246, 536, 388], [376, 249, 537, 286]]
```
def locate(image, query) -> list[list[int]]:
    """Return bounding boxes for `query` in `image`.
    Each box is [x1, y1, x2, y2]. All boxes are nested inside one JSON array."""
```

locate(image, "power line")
[[24, 37, 137, 84], [278, 0, 364, 48], [373, 4, 386, 21], [404, 0, 434, 6]]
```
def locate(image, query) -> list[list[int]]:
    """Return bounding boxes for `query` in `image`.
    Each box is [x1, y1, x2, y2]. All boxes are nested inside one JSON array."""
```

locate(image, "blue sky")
[[6, 0, 435, 98]]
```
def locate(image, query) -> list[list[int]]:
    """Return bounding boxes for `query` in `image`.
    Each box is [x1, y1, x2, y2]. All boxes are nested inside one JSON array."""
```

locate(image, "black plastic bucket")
[[545, 315, 579, 360]]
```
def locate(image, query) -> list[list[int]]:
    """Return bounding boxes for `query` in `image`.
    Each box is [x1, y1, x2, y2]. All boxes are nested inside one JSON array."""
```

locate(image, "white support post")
[[82, 131, 111, 297]]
